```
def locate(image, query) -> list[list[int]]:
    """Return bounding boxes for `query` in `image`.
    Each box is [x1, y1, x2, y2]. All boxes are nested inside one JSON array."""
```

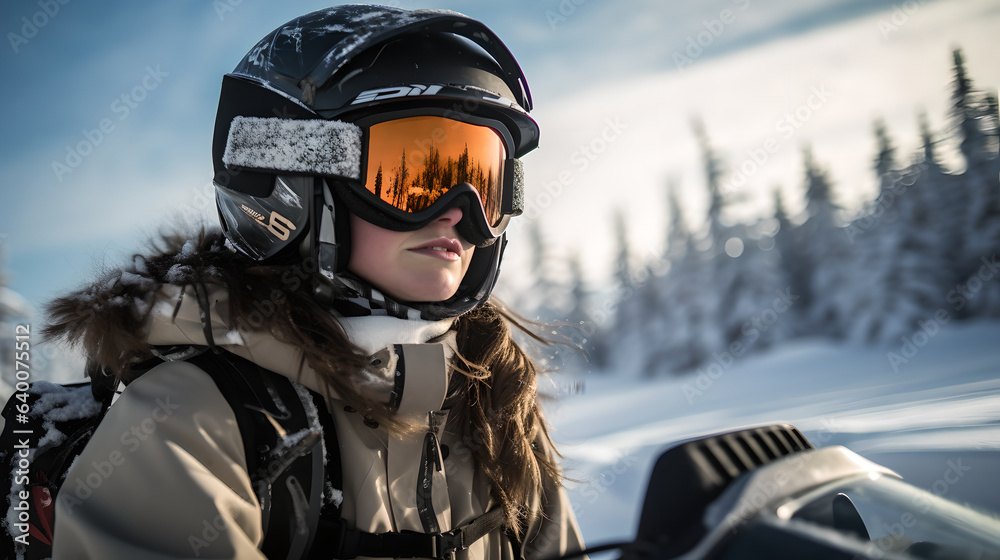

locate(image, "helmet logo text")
[[240, 204, 297, 241], [266, 211, 297, 241], [351, 84, 444, 105], [240, 204, 265, 223]]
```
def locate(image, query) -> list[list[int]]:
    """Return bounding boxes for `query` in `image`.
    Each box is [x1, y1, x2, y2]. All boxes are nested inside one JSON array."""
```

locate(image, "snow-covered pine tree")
[[562, 252, 598, 358], [915, 112, 967, 288], [888, 156, 954, 331], [712, 220, 790, 354], [951, 50, 1000, 317], [612, 209, 633, 292], [601, 208, 657, 374], [645, 127, 736, 374], [799, 146, 851, 338], [643, 234, 719, 375], [771, 188, 808, 337], [524, 220, 563, 321], [853, 117, 954, 342], [950, 50, 1000, 283], [664, 177, 689, 262], [968, 90, 1000, 317], [842, 120, 905, 342], [692, 119, 727, 253], [640, 183, 693, 375]]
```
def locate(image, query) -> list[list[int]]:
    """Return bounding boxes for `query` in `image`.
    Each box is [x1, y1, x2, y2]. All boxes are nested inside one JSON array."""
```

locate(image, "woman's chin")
[[381, 275, 461, 304]]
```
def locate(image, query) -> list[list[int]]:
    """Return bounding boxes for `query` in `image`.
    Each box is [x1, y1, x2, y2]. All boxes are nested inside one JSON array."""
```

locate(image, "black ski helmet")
[[211, 5, 539, 317]]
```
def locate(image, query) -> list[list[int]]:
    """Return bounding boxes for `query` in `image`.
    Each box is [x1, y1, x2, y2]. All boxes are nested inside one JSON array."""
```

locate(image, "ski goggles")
[[222, 109, 524, 245]]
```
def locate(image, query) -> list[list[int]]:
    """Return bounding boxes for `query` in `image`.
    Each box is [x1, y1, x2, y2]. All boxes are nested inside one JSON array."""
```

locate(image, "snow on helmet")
[[211, 4, 539, 317]]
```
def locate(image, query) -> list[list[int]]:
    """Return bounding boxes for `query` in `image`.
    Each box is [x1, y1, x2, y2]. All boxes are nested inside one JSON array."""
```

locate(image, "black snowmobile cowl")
[[633, 424, 825, 557], [554, 424, 1000, 560]]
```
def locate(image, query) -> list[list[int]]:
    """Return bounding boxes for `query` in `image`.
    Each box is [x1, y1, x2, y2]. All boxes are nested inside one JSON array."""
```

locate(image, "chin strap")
[[324, 273, 425, 320]]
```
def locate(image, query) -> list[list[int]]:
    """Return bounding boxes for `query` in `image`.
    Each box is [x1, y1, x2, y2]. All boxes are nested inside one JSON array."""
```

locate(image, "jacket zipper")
[[417, 411, 447, 533]]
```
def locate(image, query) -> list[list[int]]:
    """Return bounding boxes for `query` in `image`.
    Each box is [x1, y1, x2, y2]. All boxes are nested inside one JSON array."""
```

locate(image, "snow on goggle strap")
[[221, 116, 524, 216], [223, 116, 363, 178]]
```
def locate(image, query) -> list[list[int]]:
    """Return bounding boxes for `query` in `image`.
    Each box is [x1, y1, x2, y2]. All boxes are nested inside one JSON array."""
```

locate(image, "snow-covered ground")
[[545, 320, 1000, 548]]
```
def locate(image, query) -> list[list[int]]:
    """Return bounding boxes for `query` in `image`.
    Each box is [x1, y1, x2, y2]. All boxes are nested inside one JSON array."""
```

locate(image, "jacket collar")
[[146, 283, 455, 411]]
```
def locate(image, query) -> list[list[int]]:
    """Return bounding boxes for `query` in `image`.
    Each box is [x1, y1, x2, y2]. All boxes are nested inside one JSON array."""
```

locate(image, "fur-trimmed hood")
[[44, 229, 243, 375]]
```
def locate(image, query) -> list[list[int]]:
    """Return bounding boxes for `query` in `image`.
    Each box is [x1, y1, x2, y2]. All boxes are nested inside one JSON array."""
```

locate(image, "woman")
[[45, 5, 585, 559]]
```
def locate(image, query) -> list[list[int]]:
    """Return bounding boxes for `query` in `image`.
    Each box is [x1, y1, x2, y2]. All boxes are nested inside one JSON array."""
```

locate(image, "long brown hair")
[[43, 228, 560, 538]]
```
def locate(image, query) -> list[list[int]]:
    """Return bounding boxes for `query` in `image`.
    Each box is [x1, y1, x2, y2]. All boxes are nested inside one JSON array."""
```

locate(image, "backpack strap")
[[185, 350, 326, 560], [309, 507, 507, 559]]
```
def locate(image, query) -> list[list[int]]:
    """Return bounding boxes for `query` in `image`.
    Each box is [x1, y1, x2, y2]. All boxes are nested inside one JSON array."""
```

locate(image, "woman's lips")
[[408, 237, 463, 261]]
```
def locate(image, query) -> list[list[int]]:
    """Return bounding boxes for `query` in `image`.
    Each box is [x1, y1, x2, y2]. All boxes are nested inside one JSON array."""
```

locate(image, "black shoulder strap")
[[309, 507, 507, 560], [185, 350, 326, 560]]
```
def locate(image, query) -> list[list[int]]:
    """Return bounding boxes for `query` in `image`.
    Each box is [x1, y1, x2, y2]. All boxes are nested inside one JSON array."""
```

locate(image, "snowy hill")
[[545, 320, 1000, 547]]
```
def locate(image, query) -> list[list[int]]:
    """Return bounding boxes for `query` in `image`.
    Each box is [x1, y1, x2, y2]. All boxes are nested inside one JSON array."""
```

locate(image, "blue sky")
[[1, 0, 998, 313]]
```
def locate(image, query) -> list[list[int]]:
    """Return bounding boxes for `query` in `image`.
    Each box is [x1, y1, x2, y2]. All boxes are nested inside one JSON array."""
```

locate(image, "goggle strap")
[[319, 185, 337, 244], [507, 158, 524, 216], [223, 116, 362, 179]]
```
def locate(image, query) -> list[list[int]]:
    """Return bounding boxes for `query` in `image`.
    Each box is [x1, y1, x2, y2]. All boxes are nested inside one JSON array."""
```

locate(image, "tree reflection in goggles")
[[364, 116, 507, 226]]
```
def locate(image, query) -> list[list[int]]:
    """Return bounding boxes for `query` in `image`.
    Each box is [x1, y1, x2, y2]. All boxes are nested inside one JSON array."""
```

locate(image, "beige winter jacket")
[[51, 284, 585, 559]]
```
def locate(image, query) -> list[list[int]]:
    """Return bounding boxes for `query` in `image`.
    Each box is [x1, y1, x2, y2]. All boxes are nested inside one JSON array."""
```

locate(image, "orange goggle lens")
[[364, 116, 507, 226]]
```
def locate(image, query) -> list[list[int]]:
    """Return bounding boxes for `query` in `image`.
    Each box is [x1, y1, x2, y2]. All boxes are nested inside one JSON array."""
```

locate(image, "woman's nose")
[[435, 207, 463, 227]]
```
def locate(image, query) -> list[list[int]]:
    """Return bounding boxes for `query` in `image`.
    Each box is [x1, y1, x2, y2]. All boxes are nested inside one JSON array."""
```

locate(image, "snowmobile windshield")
[[766, 472, 1000, 558]]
